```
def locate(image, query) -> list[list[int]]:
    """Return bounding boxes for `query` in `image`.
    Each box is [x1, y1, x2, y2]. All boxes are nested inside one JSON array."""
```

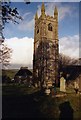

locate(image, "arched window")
[[37, 29, 39, 34], [48, 23, 52, 31]]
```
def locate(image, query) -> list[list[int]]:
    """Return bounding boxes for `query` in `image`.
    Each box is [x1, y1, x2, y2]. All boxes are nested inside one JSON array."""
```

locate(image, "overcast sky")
[[3, 2, 79, 69]]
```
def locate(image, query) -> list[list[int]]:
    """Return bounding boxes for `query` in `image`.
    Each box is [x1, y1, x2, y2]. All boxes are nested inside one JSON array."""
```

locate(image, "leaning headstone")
[[60, 77, 66, 92]]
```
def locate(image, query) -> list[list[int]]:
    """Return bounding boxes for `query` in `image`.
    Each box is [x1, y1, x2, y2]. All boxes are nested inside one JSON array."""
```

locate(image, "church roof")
[[15, 68, 32, 77]]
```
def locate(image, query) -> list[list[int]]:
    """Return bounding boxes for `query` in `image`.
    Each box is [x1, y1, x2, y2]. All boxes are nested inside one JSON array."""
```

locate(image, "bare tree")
[[0, 1, 22, 69], [59, 53, 78, 67], [0, 42, 12, 69], [0, 1, 30, 69]]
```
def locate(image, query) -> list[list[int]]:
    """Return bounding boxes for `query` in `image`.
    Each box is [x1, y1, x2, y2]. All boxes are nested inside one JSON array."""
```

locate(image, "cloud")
[[59, 35, 79, 58], [5, 37, 34, 69], [18, 11, 34, 31], [4, 34, 79, 69], [23, 12, 31, 19], [58, 6, 71, 21]]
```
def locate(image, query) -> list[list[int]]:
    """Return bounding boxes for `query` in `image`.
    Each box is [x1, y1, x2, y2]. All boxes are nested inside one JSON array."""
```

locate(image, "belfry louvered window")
[[48, 23, 52, 31]]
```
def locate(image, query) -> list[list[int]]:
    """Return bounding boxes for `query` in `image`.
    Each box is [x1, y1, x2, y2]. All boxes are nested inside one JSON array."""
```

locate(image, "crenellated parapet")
[[35, 3, 58, 22], [35, 3, 58, 40]]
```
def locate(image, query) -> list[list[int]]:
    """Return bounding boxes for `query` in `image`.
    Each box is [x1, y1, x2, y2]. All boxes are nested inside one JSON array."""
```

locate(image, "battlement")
[[35, 3, 58, 23]]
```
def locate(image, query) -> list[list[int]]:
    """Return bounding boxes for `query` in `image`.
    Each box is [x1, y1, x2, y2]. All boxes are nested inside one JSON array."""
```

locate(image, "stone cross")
[[60, 77, 66, 92]]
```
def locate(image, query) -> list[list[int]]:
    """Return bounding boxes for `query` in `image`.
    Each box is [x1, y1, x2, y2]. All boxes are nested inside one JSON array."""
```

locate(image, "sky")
[[3, 2, 79, 69]]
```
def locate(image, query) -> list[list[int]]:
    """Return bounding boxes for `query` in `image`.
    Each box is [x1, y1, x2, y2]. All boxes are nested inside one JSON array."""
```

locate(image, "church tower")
[[33, 3, 59, 88]]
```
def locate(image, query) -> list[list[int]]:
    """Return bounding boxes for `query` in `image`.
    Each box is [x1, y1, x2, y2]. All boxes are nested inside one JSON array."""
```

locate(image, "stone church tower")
[[33, 3, 59, 88]]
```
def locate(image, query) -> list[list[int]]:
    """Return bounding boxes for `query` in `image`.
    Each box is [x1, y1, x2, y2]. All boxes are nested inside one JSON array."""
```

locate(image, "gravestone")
[[74, 81, 79, 89], [60, 77, 66, 92]]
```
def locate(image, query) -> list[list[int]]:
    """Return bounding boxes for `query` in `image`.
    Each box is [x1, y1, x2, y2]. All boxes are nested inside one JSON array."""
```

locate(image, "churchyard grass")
[[2, 83, 81, 119], [2, 69, 81, 119]]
